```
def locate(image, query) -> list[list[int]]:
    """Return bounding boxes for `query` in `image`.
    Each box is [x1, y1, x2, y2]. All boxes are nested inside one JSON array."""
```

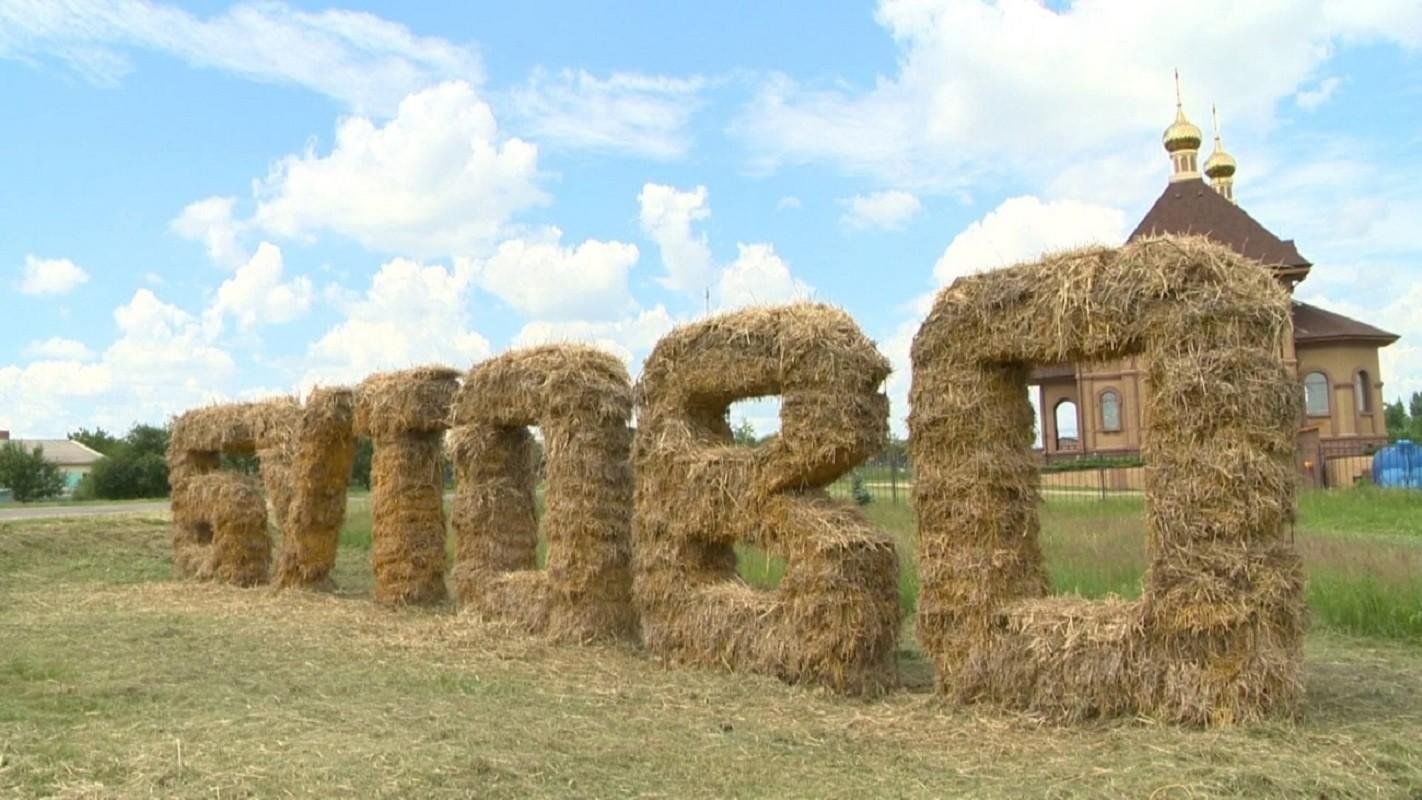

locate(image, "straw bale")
[[169, 448, 221, 579], [355, 366, 461, 438], [909, 235, 1305, 725], [273, 387, 359, 589], [633, 304, 901, 695], [170, 398, 300, 456], [356, 367, 459, 605], [449, 345, 636, 643], [171, 472, 271, 586], [255, 399, 300, 534], [169, 398, 297, 586]]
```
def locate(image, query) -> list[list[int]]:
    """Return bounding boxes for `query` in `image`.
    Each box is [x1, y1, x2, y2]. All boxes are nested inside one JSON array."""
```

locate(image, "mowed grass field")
[[2, 490, 1421, 798]]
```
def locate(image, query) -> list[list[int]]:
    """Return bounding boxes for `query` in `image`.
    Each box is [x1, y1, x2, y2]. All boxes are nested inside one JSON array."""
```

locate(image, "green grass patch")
[[331, 486, 1422, 641], [1297, 486, 1422, 537]]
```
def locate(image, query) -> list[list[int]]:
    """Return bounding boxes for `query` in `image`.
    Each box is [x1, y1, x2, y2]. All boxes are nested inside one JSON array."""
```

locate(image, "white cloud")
[[23, 337, 94, 361], [203, 242, 314, 335], [469, 232, 639, 320], [637, 183, 815, 308], [19, 255, 89, 295], [733, 0, 1422, 188], [776, 196, 802, 211], [0, 361, 111, 399], [513, 305, 676, 367], [508, 69, 704, 160], [638, 183, 714, 293], [303, 257, 491, 389], [251, 81, 545, 258], [932, 196, 1126, 285], [717, 243, 812, 309], [106, 289, 235, 389], [876, 195, 1127, 436], [172, 195, 247, 269], [839, 189, 922, 231], [0, 0, 482, 116], [1, 289, 238, 436], [1296, 76, 1343, 111]]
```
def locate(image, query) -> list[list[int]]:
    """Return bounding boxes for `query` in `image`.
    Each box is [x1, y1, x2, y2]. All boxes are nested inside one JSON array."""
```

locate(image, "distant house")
[[0, 430, 105, 494]]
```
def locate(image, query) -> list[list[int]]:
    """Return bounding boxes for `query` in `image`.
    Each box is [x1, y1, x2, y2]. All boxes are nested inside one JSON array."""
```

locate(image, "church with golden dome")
[[1032, 77, 1397, 486]]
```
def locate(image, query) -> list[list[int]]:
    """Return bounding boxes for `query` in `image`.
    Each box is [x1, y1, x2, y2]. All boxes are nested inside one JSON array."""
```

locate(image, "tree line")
[[1, 424, 382, 503], [1384, 391, 1422, 443]]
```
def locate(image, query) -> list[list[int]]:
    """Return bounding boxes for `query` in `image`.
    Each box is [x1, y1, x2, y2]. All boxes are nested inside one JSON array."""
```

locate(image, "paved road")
[[0, 501, 170, 522]]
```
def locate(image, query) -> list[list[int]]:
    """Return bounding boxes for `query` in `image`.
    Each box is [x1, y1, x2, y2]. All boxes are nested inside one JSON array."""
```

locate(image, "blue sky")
[[2, 0, 1420, 437]]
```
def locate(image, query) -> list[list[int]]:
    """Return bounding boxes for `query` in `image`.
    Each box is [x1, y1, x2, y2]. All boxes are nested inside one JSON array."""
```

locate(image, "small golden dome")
[[1204, 105, 1235, 178], [1163, 106, 1202, 152], [1204, 142, 1236, 178]]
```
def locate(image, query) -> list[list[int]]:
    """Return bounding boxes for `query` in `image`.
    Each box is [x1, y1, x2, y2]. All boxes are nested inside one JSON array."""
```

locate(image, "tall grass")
[[336, 488, 1422, 641]]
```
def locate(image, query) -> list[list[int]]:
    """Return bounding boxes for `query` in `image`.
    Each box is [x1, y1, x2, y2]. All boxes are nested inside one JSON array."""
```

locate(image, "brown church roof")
[[1293, 301, 1398, 345], [1128, 178, 1310, 271]]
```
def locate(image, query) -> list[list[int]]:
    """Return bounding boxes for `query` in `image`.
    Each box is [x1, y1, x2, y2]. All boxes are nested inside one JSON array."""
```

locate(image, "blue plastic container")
[[1371, 440, 1422, 489]]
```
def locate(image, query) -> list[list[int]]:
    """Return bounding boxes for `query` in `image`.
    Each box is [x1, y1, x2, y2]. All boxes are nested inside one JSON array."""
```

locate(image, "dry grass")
[[2, 514, 1420, 799]]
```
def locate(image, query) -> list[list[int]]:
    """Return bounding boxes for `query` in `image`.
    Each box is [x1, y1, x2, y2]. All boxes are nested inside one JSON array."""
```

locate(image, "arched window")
[[1355, 370, 1373, 414], [1303, 371, 1330, 416], [1054, 399, 1080, 451], [1100, 390, 1122, 432]]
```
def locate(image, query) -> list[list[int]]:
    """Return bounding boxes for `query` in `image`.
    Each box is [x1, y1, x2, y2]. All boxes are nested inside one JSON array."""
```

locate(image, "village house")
[[0, 429, 105, 498]]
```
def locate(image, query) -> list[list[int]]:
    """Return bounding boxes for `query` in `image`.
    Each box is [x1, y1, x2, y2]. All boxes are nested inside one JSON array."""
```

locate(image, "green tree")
[[69, 427, 121, 456], [85, 451, 170, 499], [123, 424, 170, 458], [0, 443, 67, 502], [81, 423, 174, 500], [1385, 400, 1409, 441], [732, 418, 760, 446], [351, 437, 374, 489], [850, 472, 873, 506]]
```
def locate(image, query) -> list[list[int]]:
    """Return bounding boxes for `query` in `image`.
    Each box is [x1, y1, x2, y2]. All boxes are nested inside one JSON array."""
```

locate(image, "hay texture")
[[908, 235, 1305, 725], [172, 472, 271, 586], [633, 304, 901, 695], [449, 345, 636, 643], [169, 399, 299, 585], [355, 366, 460, 606], [273, 387, 359, 589]]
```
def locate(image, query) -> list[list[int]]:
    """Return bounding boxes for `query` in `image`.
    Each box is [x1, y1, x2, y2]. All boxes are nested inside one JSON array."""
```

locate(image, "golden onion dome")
[[1162, 106, 1202, 152], [1204, 106, 1236, 178], [1204, 140, 1236, 178]]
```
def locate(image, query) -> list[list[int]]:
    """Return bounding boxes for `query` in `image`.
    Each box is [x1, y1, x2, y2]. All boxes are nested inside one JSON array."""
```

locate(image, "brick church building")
[[1032, 89, 1397, 480]]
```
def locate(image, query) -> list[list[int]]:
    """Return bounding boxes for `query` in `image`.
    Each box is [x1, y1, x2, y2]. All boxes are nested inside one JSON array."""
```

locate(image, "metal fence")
[[1302, 440, 1390, 490], [824, 453, 1147, 505], [824, 438, 1416, 507]]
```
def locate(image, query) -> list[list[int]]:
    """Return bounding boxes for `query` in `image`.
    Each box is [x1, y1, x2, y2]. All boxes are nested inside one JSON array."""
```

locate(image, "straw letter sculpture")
[[355, 367, 460, 605], [273, 387, 359, 589], [909, 236, 1305, 725], [633, 304, 901, 694], [169, 399, 301, 586], [449, 345, 637, 642]]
